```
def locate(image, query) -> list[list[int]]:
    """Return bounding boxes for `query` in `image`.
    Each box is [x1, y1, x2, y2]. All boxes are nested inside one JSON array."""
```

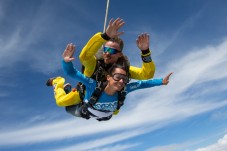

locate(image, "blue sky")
[[0, 0, 227, 151]]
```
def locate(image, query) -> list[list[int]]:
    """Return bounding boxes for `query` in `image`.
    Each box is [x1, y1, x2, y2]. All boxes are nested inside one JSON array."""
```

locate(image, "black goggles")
[[111, 73, 129, 83], [103, 47, 121, 55]]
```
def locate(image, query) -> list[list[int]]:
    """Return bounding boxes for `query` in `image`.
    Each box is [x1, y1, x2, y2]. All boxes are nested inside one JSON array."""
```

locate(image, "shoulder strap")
[[117, 87, 127, 110], [78, 60, 105, 101], [96, 60, 105, 81], [88, 81, 106, 106], [90, 59, 107, 81]]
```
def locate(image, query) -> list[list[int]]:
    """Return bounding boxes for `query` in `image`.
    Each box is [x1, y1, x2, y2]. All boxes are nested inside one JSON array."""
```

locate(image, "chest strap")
[[88, 81, 106, 106]]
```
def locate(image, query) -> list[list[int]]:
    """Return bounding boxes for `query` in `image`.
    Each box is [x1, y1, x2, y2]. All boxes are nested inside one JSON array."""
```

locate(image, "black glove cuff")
[[101, 32, 111, 40], [141, 49, 150, 55]]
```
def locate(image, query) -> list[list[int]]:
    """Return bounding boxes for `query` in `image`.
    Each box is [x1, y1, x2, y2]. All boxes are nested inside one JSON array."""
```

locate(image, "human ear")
[[107, 75, 111, 81]]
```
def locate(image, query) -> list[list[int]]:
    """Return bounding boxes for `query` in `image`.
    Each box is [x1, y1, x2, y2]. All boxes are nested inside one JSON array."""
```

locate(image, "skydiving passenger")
[[60, 45, 173, 121], [46, 18, 156, 114]]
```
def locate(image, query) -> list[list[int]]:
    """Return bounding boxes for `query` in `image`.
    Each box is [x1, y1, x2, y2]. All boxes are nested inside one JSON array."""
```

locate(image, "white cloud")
[[89, 143, 140, 151], [55, 129, 144, 151], [195, 134, 227, 151], [145, 133, 227, 151], [0, 99, 222, 146], [146, 143, 186, 151]]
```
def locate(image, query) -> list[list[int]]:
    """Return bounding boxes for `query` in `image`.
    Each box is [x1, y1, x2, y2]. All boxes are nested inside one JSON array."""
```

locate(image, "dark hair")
[[107, 56, 131, 82], [109, 37, 124, 51]]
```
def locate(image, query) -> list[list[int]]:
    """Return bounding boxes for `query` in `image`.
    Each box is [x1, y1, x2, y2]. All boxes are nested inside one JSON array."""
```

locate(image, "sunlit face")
[[107, 68, 127, 91], [103, 41, 122, 64]]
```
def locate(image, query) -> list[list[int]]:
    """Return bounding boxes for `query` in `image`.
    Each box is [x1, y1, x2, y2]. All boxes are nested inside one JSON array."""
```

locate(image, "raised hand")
[[162, 72, 173, 85], [105, 18, 125, 38], [62, 43, 76, 62], [136, 33, 149, 51]]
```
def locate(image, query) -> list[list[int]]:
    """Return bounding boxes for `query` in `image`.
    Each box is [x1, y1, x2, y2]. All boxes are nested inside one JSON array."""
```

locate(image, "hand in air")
[[105, 18, 125, 38], [136, 33, 149, 51], [62, 43, 76, 62], [162, 72, 173, 85]]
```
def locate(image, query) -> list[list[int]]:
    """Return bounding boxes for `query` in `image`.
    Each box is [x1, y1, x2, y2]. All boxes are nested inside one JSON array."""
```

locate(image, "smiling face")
[[107, 67, 127, 91], [103, 41, 123, 64]]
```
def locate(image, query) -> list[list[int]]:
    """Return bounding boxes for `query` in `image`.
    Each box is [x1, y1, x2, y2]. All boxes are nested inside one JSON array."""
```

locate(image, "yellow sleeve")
[[129, 50, 156, 80], [79, 32, 107, 77], [129, 61, 155, 80]]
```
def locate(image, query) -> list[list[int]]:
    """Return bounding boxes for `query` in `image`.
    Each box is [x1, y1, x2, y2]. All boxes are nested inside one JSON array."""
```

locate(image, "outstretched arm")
[[126, 72, 173, 93]]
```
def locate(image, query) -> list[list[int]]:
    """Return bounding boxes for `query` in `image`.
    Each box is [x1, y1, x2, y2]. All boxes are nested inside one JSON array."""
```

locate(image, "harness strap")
[[93, 60, 108, 81], [89, 81, 105, 105], [79, 103, 113, 121], [77, 60, 107, 102], [76, 82, 86, 100], [96, 63, 104, 81], [97, 115, 112, 121], [79, 103, 90, 119], [117, 87, 127, 110]]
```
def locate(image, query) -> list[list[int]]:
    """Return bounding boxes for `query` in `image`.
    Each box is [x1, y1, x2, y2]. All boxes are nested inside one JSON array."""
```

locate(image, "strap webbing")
[[89, 82, 105, 105]]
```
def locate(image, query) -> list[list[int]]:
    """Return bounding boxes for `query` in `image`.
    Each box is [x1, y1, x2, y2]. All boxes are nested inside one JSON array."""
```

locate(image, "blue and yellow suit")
[[62, 60, 163, 119], [53, 32, 156, 107]]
